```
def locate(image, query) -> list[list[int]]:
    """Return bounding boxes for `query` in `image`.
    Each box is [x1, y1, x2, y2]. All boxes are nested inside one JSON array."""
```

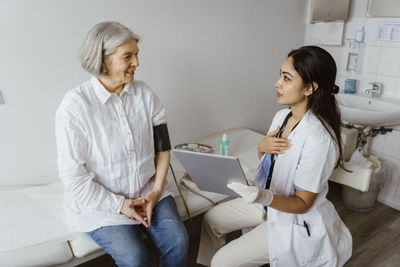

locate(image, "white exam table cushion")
[[0, 240, 73, 267], [68, 233, 103, 258], [0, 182, 76, 253]]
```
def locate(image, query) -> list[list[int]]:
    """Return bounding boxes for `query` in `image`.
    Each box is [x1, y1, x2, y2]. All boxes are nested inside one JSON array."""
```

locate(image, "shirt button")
[[130, 149, 134, 153], [127, 132, 131, 135]]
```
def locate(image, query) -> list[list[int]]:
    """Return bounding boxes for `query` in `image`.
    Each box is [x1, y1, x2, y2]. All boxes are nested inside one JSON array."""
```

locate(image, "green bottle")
[[220, 133, 230, 156]]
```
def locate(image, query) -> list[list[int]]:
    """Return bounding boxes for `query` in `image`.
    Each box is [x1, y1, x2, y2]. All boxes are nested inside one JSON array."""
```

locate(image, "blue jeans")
[[88, 196, 189, 267]]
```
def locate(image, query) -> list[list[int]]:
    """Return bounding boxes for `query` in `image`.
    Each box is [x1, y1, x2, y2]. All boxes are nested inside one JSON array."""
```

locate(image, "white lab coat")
[[254, 108, 352, 267]]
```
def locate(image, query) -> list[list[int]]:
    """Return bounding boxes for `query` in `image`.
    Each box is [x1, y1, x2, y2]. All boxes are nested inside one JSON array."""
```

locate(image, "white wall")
[[0, 0, 307, 186], [304, 0, 400, 210]]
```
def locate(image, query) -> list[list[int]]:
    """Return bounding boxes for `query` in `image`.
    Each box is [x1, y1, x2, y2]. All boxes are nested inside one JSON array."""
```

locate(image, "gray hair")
[[79, 21, 140, 76]]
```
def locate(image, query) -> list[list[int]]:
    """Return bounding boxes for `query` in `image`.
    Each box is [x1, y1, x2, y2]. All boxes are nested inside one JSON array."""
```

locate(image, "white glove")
[[227, 182, 274, 206]]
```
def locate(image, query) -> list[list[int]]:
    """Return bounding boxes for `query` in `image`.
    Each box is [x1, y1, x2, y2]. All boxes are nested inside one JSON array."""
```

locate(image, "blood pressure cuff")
[[153, 124, 171, 153]]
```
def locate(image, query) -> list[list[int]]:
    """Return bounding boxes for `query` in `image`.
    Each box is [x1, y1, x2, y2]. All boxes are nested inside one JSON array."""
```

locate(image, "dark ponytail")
[[288, 46, 344, 168]]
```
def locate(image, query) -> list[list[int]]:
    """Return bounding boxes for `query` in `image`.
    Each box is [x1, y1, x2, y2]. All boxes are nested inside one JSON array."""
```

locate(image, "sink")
[[336, 93, 400, 127]]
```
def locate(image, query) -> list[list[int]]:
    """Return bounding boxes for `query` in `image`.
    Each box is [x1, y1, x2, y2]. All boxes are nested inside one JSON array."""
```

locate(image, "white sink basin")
[[336, 93, 400, 127]]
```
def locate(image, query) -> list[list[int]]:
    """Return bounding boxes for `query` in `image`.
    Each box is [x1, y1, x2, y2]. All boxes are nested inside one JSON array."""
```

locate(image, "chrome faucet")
[[365, 82, 381, 97]]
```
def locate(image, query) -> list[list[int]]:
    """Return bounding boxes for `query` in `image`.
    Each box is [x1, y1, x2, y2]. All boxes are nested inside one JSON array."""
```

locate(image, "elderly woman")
[[56, 21, 188, 267]]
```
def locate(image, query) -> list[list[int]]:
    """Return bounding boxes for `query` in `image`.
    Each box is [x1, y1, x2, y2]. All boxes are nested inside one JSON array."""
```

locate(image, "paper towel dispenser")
[[367, 0, 400, 17], [311, 0, 350, 22]]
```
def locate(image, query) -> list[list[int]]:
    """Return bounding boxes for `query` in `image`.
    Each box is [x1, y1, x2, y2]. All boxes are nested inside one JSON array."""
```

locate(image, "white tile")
[[339, 45, 350, 71], [355, 44, 367, 74], [392, 162, 400, 184], [377, 46, 400, 76], [383, 18, 400, 23], [338, 69, 347, 77], [370, 148, 382, 159], [383, 130, 400, 159], [362, 45, 381, 73], [376, 74, 397, 96], [336, 73, 346, 93], [394, 77, 400, 98], [378, 182, 393, 202], [379, 156, 400, 184], [378, 181, 398, 203], [364, 18, 381, 46], [378, 182, 390, 202], [379, 40, 400, 48], [369, 134, 386, 158]]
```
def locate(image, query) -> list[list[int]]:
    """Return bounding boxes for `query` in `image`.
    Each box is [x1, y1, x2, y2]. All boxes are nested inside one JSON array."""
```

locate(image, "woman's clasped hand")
[[120, 189, 162, 228], [258, 126, 291, 157]]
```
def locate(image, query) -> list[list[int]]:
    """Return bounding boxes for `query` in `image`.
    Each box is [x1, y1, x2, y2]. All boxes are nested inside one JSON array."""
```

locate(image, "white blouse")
[[55, 77, 170, 232]]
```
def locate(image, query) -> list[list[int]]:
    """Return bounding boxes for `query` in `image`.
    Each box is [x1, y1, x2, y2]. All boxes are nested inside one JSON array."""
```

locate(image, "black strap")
[[153, 124, 171, 153], [265, 111, 300, 189]]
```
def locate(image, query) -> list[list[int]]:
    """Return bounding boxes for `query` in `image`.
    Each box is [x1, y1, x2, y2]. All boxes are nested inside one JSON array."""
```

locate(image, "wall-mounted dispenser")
[[355, 27, 365, 43], [311, 0, 350, 22], [367, 0, 400, 17], [345, 37, 365, 74]]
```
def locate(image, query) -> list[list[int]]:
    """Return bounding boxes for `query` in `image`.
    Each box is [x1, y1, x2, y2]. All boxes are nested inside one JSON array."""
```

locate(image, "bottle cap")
[[220, 133, 230, 145]]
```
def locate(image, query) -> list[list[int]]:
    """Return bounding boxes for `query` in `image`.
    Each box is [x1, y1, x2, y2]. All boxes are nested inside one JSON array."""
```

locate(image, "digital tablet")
[[173, 149, 248, 197]]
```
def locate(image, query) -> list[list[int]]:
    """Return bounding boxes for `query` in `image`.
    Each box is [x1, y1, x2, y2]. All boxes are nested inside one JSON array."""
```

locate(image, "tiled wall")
[[305, 1, 400, 211], [342, 17, 400, 211], [336, 17, 400, 100], [370, 128, 400, 210]]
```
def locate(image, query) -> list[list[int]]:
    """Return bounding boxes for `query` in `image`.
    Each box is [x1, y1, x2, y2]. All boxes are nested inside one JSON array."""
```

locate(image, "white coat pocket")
[[292, 223, 334, 266]]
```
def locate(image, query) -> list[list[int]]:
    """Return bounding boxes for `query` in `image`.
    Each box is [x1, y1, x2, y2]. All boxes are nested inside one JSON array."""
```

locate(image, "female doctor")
[[197, 46, 352, 267]]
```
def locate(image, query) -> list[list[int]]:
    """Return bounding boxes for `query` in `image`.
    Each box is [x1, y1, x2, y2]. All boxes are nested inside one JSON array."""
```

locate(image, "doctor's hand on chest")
[[258, 126, 291, 158]]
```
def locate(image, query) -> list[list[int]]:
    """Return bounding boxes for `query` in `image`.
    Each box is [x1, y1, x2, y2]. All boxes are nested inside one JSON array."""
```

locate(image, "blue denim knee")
[[88, 195, 188, 267]]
